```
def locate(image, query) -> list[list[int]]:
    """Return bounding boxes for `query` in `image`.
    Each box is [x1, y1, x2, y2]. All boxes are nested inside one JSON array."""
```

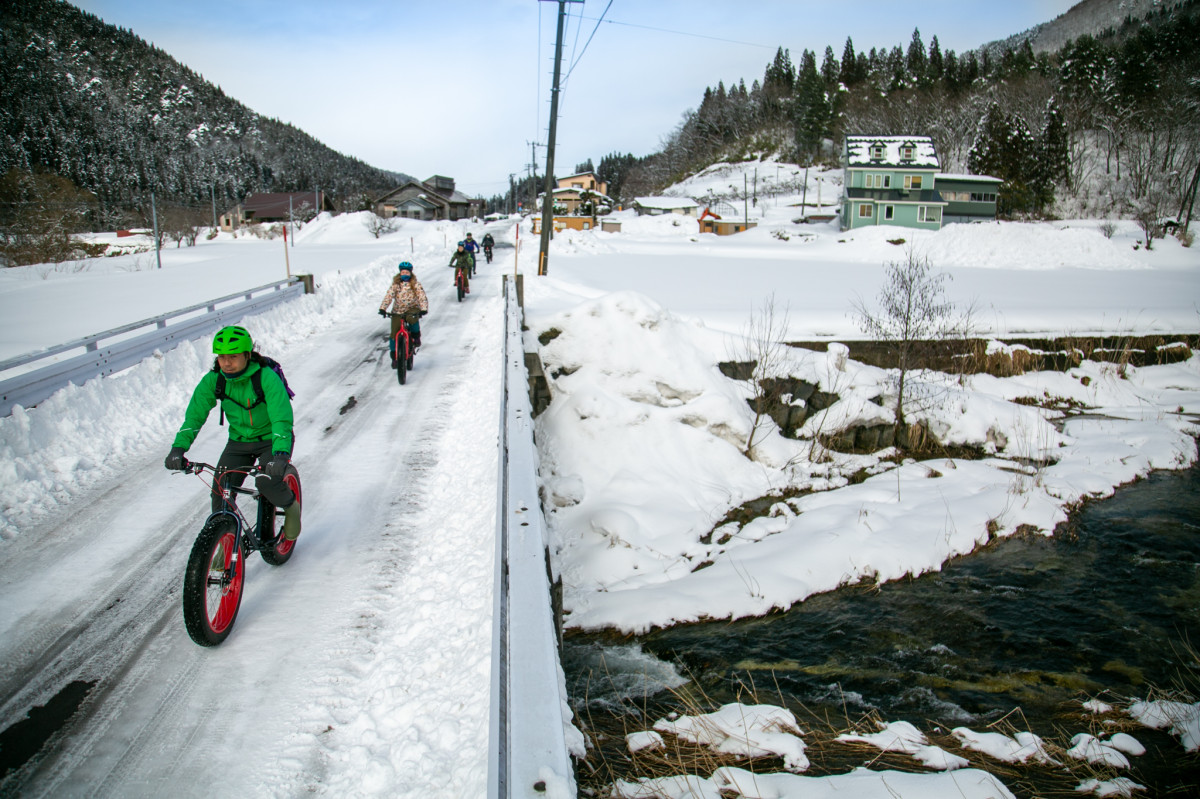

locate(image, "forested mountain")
[[578, 0, 1198, 230], [0, 0, 408, 233]]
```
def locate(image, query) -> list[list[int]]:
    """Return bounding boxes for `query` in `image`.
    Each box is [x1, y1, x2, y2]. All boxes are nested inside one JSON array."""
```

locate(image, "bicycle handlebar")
[[177, 458, 262, 478]]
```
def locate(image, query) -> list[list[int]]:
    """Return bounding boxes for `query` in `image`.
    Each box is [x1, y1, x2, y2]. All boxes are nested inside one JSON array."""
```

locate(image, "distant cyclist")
[[463, 232, 480, 276], [164, 325, 302, 540], [449, 241, 472, 294], [481, 232, 494, 263], [378, 261, 429, 358]]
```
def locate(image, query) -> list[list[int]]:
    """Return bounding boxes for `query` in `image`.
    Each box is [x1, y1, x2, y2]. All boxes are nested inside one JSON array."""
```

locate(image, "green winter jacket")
[[172, 362, 294, 454]]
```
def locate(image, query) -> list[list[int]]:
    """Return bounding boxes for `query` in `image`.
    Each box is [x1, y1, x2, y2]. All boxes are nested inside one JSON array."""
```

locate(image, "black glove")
[[164, 446, 187, 471], [378, 309, 387, 317], [265, 452, 290, 479], [420, 310, 428, 316]]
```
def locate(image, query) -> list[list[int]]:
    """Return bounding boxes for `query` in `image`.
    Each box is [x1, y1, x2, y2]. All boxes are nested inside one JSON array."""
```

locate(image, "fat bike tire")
[[260, 470, 300, 565], [182, 516, 245, 646], [457, 280, 465, 303], [394, 331, 408, 384]]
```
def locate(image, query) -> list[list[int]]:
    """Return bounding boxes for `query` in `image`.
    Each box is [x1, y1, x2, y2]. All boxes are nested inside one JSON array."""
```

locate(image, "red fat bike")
[[454, 264, 469, 302], [387, 311, 420, 384], [177, 460, 301, 646]]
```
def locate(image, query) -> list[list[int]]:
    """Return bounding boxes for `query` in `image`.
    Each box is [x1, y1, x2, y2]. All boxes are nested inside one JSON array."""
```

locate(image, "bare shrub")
[[851, 248, 973, 429], [731, 294, 792, 460], [365, 213, 399, 239]]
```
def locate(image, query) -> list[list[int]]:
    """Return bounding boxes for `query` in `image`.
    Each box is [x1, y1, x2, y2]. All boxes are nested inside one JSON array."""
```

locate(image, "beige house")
[[557, 171, 608, 195], [374, 176, 481, 221]]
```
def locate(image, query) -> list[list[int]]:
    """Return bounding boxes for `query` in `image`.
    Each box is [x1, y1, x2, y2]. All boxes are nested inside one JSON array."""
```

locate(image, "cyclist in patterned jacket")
[[378, 261, 429, 357], [164, 325, 302, 540]]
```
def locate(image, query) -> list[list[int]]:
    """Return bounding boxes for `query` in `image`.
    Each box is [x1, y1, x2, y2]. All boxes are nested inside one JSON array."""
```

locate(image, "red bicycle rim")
[[207, 531, 243, 633]]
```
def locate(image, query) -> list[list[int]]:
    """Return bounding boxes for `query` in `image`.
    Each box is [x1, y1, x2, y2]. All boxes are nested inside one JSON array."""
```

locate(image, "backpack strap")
[[212, 365, 266, 427]]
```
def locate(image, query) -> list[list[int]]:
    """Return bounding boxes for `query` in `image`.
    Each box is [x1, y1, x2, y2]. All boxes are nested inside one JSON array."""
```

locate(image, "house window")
[[884, 205, 894, 220], [870, 145, 884, 159], [904, 175, 923, 190], [918, 206, 942, 223], [858, 204, 873, 218], [970, 192, 997, 202], [901, 145, 914, 160]]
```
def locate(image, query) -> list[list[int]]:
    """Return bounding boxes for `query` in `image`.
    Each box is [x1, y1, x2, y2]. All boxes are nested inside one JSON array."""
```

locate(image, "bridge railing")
[[0, 278, 304, 416], [490, 274, 576, 798]]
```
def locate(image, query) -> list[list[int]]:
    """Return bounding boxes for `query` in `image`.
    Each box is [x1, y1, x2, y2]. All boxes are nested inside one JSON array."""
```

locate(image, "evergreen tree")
[[969, 102, 1040, 215], [839, 37, 858, 86], [1038, 96, 1070, 196], [793, 52, 829, 162], [886, 46, 907, 91], [906, 28, 928, 85], [762, 47, 795, 121], [820, 46, 839, 87], [927, 35, 944, 83]]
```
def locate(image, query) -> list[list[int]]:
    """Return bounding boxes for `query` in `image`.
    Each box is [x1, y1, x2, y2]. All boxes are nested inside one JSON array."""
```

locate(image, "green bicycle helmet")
[[212, 325, 253, 354]]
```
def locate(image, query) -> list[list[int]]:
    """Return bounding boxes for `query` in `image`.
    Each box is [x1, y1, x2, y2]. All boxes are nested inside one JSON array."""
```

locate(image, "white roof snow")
[[845, 136, 940, 168], [634, 196, 701, 210]]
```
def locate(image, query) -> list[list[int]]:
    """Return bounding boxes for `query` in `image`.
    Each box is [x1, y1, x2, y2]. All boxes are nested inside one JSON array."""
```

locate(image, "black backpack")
[[213, 353, 295, 426]]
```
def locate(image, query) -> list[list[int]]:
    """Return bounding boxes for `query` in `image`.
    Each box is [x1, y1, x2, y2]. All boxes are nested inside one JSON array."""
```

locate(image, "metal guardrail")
[[490, 275, 576, 798], [0, 278, 304, 416]]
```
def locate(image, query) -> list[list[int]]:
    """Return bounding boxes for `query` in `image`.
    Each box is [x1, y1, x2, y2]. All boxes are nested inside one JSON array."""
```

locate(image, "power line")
[[564, 0, 613, 83], [576, 15, 772, 49]]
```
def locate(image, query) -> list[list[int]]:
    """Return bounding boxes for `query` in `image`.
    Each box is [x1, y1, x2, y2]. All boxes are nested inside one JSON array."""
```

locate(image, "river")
[[564, 462, 1200, 795]]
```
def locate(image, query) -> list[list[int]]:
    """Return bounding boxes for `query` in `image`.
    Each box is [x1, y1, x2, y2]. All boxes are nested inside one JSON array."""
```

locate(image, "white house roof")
[[634, 196, 701, 209], [936, 172, 1003, 183], [845, 136, 939, 169]]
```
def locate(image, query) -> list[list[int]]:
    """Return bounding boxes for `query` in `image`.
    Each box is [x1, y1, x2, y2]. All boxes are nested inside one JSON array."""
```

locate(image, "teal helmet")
[[213, 325, 253, 355], [398, 261, 414, 272]]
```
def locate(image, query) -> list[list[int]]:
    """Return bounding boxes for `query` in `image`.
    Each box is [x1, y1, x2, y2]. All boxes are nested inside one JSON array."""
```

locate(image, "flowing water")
[[564, 463, 1200, 795]]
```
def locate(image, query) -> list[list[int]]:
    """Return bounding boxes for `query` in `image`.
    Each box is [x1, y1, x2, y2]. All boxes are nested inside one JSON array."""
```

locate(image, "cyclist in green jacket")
[[164, 325, 302, 540]]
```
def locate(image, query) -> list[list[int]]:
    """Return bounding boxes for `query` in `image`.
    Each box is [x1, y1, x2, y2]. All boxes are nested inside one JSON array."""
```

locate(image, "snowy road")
[[0, 253, 503, 797]]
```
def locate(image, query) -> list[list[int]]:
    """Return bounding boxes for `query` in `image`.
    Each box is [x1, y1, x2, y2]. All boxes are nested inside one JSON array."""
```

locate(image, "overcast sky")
[[69, 0, 1080, 198]]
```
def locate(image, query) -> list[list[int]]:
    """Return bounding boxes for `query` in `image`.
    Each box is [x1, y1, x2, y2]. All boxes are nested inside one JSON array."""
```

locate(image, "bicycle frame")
[[454, 265, 468, 301], [190, 462, 276, 552]]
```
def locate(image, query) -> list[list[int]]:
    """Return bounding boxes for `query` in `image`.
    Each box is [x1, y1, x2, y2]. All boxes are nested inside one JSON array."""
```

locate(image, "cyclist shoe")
[[282, 499, 302, 540]]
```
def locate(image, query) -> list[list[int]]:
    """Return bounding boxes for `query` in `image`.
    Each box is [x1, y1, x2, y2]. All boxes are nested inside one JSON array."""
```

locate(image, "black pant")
[[213, 439, 297, 513]]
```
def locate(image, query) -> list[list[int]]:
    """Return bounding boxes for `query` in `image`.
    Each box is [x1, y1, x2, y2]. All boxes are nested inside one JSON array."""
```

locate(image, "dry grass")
[[574, 650, 1200, 799]]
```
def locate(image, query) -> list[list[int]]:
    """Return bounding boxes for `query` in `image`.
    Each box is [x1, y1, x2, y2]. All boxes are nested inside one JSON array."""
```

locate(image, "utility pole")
[[526, 140, 542, 213], [538, 0, 581, 276], [509, 173, 517, 215], [150, 190, 162, 270], [289, 196, 294, 247]]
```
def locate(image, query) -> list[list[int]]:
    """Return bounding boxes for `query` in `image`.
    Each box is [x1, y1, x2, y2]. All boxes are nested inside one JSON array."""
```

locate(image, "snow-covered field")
[[1, 162, 1198, 796]]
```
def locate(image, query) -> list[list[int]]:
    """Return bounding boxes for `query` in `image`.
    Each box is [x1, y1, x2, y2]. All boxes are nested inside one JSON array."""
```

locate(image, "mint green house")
[[840, 136, 1001, 231]]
